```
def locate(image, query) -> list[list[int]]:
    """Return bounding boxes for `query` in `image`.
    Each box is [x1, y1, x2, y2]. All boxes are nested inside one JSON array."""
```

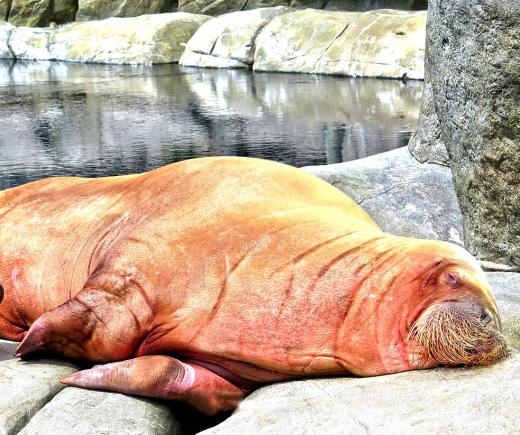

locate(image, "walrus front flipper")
[[16, 272, 154, 362], [61, 356, 245, 415]]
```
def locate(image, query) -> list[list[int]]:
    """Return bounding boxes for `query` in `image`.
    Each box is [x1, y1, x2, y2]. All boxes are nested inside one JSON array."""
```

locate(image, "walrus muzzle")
[[409, 301, 508, 366]]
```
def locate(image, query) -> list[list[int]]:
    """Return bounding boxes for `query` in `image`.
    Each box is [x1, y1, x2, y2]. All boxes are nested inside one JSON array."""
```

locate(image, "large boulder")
[[9, 26, 51, 60], [253, 9, 426, 79], [412, 0, 520, 266], [304, 146, 464, 245], [179, 7, 291, 68], [8, 0, 76, 26], [6, 13, 211, 64], [49, 13, 210, 64], [202, 350, 520, 434], [0, 342, 78, 434], [76, 0, 177, 22], [19, 388, 183, 435]]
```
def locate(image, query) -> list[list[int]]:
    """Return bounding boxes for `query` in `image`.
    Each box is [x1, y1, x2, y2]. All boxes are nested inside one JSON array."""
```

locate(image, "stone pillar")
[[411, 0, 520, 266]]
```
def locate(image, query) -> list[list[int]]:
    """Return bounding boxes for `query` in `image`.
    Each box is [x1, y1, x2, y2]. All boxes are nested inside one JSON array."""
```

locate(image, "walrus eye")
[[0, 284, 3, 303], [444, 271, 461, 288]]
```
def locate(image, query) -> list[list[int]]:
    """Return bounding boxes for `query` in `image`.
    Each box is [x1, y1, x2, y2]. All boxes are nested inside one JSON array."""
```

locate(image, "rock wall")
[[178, 0, 427, 15], [0, 0, 426, 26], [409, 0, 520, 266], [0, 13, 210, 64], [76, 0, 178, 21], [7, 0, 77, 26]]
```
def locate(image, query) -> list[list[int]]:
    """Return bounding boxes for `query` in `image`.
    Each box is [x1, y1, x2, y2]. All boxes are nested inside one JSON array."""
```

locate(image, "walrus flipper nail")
[[61, 356, 244, 415]]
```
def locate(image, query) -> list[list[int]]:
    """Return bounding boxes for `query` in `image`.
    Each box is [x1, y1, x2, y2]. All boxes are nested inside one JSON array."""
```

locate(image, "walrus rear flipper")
[[61, 356, 245, 415], [16, 272, 154, 362]]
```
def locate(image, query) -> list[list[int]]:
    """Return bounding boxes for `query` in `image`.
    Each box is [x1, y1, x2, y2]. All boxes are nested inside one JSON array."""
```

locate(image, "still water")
[[0, 60, 422, 190]]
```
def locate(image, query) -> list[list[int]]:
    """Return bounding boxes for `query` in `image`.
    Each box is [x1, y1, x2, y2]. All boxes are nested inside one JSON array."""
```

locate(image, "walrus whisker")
[[409, 302, 508, 366]]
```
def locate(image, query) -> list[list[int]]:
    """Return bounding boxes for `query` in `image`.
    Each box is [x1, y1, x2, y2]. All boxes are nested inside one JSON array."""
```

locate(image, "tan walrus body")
[[0, 157, 507, 414]]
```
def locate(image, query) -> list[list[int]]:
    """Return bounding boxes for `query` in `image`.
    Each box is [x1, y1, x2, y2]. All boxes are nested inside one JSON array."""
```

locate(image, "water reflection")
[[0, 60, 422, 190]]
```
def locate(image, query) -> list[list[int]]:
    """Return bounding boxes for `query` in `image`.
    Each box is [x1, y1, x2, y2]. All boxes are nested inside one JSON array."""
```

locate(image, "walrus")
[[0, 157, 508, 415]]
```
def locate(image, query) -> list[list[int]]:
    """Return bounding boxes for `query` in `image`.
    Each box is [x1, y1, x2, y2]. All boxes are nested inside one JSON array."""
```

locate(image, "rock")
[[253, 9, 426, 79], [324, 0, 427, 11], [7, 0, 76, 27], [303, 146, 464, 245], [408, 79, 449, 166], [7, 13, 210, 64], [19, 388, 182, 435], [0, 0, 10, 21], [53, 0, 78, 24], [0, 23, 13, 58], [9, 26, 52, 60], [49, 13, 210, 64], [0, 340, 17, 361], [76, 0, 177, 22], [487, 272, 520, 351], [8, 0, 52, 26], [423, 0, 520, 266], [202, 351, 520, 434], [178, 0, 322, 16], [0, 342, 78, 434], [179, 7, 291, 68]]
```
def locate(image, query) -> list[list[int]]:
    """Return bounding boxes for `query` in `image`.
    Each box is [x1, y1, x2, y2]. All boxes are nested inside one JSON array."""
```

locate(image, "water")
[[0, 60, 423, 190]]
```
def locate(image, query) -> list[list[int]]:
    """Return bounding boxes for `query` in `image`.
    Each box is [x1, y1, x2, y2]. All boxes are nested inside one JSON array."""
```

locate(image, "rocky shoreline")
[[1, 146, 519, 434], [0, 8, 426, 79]]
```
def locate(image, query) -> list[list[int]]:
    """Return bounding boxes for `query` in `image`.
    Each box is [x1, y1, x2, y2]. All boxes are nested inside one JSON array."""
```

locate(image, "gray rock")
[[7, 0, 76, 27], [253, 9, 426, 80], [203, 350, 520, 434], [76, 0, 175, 22], [4, 13, 211, 64], [0, 23, 14, 58], [303, 146, 464, 245], [179, 7, 291, 68], [178, 0, 324, 16], [8, 0, 52, 27], [0, 343, 78, 434], [422, 0, 520, 265], [49, 13, 210, 64], [487, 272, 520, 351], [408, 79, 449, 166], [0, 1, 10, 21], [19, 388, 182, 435], [9, 26, 51, 60], [324, 0, 427, 11]]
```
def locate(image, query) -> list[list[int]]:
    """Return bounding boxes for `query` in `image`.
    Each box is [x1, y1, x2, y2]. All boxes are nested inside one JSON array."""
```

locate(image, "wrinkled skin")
[[0, 157, 508, 415]]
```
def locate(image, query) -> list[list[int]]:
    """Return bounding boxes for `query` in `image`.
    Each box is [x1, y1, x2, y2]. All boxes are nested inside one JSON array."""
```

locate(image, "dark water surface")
[[0, 60, 422, 190]]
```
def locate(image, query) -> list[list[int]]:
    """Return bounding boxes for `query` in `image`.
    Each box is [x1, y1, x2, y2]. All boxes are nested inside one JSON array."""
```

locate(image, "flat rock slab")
[[304, 146, 464, 245], [180, 7, 292, 68], [3, 13, 211, 64], [254, 9, 426, 79], [19, 388, 182, 435], [0, 343, 78, 434], [203, 350, 520, 434], [488, 272, 520, 350]]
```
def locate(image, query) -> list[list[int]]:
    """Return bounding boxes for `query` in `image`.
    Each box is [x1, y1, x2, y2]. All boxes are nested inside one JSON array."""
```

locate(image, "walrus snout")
[[409, 300, 508, 367]]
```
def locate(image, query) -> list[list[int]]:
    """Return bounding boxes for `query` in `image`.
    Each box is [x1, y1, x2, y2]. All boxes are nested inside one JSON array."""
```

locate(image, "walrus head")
[[406, 252, 508, 368]]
